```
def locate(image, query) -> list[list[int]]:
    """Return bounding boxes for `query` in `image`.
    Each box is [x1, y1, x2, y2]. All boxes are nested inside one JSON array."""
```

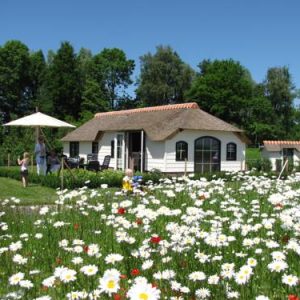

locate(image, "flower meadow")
[[1, 172, 300, 300]]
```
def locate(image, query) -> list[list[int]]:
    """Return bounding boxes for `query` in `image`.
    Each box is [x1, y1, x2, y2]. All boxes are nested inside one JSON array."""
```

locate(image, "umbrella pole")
[[61, 156, 64, 190]]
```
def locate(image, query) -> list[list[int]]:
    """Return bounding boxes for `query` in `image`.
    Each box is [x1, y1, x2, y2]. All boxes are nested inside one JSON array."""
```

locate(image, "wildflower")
[[117, 207, 126, 214], [59, 268, 77, 283], [42, 276, 56, 288], [127, 277, 160, 300], [142, 260, 153, 270], [72, 256, 83, 265], [80, 264, 98, 276], [131, 268, 140, 276], [105, 253, 124, 265], [19, 279, 33, 289], [9, 272, 24, 285], [150, 236, 162, 244], [195, 288, 211, 299], [282, 274, 299, 286], [9, 241, 22, 252], [267, 260, 288, 273], [12, 254, 28, 265], [188, 271, 206, 281], [99, 273, 120, 295]]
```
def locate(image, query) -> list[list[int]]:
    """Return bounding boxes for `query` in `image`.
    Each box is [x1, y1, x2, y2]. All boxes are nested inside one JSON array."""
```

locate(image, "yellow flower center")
[[107, 280, 115, 289], [139, 293, 149, 300]]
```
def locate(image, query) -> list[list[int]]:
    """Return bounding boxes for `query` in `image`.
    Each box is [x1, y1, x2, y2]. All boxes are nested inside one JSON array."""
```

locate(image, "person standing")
[[17, 152, 30, 187], [35, 136, 47, 175]]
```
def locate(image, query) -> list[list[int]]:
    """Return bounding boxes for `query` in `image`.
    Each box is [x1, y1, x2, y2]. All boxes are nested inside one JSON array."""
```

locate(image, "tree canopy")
[[136, 45, 195, 106]]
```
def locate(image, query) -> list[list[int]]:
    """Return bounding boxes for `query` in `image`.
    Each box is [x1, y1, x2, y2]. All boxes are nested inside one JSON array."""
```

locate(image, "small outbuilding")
[[261, 140, 300, 171], [61, 102, 247, 173]]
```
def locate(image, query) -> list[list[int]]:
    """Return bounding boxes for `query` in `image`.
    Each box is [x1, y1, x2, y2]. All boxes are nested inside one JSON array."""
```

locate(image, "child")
[[122, 168, 133, 192], [17, 152, 30, 188]]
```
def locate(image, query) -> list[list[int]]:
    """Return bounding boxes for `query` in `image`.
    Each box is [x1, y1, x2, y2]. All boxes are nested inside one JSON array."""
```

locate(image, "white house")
[[61, 102, 248, 173], [261, 140, 300, 171]]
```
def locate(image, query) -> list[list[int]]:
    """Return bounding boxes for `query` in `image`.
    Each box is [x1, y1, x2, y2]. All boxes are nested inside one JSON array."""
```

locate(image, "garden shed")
[[61, 102, 247, 173], [261, 140, 300, 171]]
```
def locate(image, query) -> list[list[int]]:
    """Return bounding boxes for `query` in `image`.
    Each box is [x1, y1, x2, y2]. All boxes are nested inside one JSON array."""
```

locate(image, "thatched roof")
[[263, 140, 300, 151], [62, 102, 245, 142]]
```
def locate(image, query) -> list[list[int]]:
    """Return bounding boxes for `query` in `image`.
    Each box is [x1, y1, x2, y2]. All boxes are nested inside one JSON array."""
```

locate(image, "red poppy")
[[288, 295, 300, 300], [131, 268, 140, 276], [83, 245, 89, 253], [135, 218, 143, 225], [117, 207, 126, 214], [113, 294, 122, 300], [73, 223, 80, 230], [55, 257, 62, 264], [152, 282, 158, 288], [281, 235, 290, 244], [199, 194, 206, 200], [150, 236, 162, 244]]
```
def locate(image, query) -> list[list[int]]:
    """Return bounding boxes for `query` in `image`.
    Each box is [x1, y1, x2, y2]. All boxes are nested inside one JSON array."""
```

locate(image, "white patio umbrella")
[[4, 111, 75, 141], [4, 112, 75, 129]]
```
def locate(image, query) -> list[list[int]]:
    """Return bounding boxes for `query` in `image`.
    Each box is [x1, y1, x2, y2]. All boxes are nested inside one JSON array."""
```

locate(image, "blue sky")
[[1, 0, 300, 100]]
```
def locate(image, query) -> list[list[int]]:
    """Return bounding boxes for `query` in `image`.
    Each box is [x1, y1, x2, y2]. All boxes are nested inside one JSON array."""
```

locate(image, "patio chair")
[[86, 160, 100, 172], [86, 155, 110, 172], [100, 155, 111, 171], [87, 153, 98, 162], [66, 156, 82, 169]]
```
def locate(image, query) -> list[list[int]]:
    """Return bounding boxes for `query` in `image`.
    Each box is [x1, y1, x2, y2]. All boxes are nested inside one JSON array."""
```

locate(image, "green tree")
[[28, 50, 47, 111], [264, 66, 296, 137], [187, 59, 254, 125], [136, 45, 195, 106], [93, 48, 135, 109], [44, 41, 81, 119], [245, 93, 281, 143], [81, 79, 109, 115], [0, 40, 31, 119]]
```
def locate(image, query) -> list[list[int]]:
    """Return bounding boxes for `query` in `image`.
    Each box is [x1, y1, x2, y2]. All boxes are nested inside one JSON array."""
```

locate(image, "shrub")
[[247, 158, 272, 172]]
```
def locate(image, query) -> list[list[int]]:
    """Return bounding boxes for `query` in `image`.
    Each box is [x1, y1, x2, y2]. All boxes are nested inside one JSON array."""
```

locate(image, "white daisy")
[[80, 264, 98, 276], [127, 278, 160, 300], [9, 272, 24, 285]]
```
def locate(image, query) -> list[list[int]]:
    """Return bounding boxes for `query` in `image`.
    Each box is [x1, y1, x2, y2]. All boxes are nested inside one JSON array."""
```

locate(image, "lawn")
[[1, 172, 300, 299], [0, 177, 58, 205]]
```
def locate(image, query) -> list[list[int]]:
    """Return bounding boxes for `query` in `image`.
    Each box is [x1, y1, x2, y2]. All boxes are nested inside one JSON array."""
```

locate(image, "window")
[[111, 140, 115, 158], [92, 142, 99, 154], [195, 137, 221, 173], [176, 141, 188, 161], [70, 142, 79, 157], [226, 143, 237, 161]]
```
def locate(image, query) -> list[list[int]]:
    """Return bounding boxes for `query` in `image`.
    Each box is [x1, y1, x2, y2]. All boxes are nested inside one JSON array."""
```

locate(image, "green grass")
[[0, 177, 58, 205], [246, 147, 261, 160]]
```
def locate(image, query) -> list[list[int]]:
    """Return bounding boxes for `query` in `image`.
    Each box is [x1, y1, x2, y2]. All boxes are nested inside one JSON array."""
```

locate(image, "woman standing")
[[34, 136, 47, 175]]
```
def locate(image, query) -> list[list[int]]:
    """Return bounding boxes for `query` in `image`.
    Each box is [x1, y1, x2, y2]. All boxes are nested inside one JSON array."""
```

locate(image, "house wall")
[[164, 130, 245, 173], [63, 129, 246, 173], [63, 141, 91, 161], [261, 149, 281, 171], [98, 132, 115, 169], [261, 149, 300, 171], [145, 138, 166, 172]]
